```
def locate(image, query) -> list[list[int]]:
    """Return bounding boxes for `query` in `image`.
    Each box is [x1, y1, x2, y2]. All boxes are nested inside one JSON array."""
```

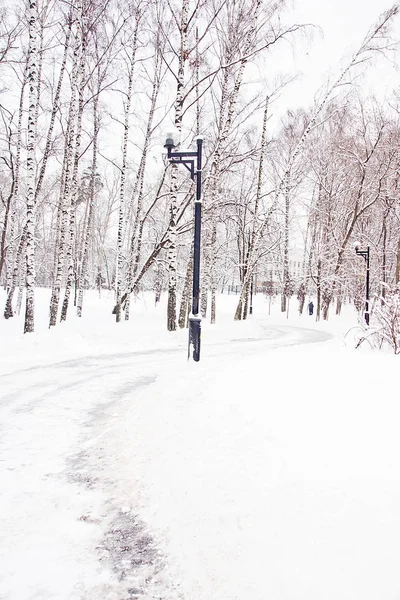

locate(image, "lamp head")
[[354, 241, 360, 252], [164, 133, 175, 153]]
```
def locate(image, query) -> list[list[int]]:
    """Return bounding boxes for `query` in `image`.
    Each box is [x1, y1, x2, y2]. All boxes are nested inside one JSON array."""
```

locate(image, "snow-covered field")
[[1, 289, 400, 600]]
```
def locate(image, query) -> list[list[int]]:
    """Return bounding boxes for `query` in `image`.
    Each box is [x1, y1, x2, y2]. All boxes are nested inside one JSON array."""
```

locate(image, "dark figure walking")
[[308, 301, 314, 316]]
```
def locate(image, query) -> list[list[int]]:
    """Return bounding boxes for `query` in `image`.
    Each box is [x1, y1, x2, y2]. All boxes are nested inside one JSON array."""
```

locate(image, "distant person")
[[308, 301, 314, 316]]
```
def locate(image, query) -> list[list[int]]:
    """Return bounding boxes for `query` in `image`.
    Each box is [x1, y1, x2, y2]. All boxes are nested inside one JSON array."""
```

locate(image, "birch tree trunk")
[[49, 5, 82, 327], [154, 262, 163, 305], [124, 42, 161, 320], [316, 258, 322, 321], [234, 96, 269, 320], [3, 60, 28, 303], [115, 21, 139, 322], [4, 230, 26, 319], [281, 171, 290, 313], [35, 7, 72, 201], [24, 0, 39, 334], [210, 223, 217, 323], [201, 65, 230, 319], [167, 163, 179, 331], [76, 85, 100, 317], [380, 202, 390, 301], [178, 251, 193, 328], [17, 268, 25, 315], [61, 20, 86, 322], [395, 236, 400, 285], [0, 129, 16, 282], [167, 0, 189, 332]]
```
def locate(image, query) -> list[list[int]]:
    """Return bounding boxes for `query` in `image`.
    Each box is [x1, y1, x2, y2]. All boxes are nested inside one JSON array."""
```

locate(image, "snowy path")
[[2, 320, 400, 599], [0, 323, 330, 600], [0, 348, 178, 599]]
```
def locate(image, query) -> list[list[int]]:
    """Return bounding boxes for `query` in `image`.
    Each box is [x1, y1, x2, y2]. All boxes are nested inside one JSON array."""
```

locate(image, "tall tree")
[[24, 0, 40, 333]]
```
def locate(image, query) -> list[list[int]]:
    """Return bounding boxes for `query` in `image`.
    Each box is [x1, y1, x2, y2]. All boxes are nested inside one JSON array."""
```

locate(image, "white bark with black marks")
[[125, 43, 162, 320], [167, 0, 190, 332], [24, 0, 39, 334], [77, 92, 99, 317], [49, 2, 82, 327], [61, 14, 86, 322], [115, 20, 140, 322]]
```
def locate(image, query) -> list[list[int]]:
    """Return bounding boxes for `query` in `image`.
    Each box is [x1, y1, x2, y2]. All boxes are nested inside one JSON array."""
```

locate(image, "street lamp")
[[354, 242, 370, 325], [249, 276, 254, 315], [164, 134, 203, 361], [238, 261, 254, 316]]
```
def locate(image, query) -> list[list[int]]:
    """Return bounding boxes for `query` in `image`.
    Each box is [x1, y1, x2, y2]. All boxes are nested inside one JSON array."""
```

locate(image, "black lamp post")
[[354, 243, 370, 325], [164, 135, 203, 361]]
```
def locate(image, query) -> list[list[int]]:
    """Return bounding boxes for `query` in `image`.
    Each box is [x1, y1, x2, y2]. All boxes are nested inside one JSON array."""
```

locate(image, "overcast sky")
[[265, 0, 399, 121]]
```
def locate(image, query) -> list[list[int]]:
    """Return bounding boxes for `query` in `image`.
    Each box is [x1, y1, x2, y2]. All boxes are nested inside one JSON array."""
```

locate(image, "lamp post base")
[[188, 316, 201, 362]]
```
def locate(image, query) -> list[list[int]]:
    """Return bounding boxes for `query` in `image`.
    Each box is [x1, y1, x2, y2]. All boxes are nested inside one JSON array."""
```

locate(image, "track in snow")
[[0, 324, 332, 600]]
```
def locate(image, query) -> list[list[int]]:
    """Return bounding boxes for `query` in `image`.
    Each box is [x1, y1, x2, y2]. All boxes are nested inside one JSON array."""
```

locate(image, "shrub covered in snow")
[[372, 285, 400, 354]]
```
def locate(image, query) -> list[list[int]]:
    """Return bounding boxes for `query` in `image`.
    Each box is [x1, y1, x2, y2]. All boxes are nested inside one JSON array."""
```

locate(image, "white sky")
[[266, 0, 400, 122]]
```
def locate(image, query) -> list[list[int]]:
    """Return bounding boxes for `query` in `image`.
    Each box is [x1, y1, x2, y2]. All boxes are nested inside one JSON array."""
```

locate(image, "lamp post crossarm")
[[355, 249, 369, 262], [169, 150, 198, 158], [168, 157, 195, 180]]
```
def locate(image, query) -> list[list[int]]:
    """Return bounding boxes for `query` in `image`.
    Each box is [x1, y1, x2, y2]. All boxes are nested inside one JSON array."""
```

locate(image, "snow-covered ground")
[[1, 289, 400, 600]]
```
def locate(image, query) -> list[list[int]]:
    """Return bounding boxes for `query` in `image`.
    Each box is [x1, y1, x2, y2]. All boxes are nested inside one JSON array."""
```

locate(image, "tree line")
[[0, 0, 399, 333]]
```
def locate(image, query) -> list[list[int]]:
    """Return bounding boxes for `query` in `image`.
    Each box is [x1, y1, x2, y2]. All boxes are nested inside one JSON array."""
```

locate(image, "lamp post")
[[354, 243, 370, 325], [164, 135, 203, 361], [238, 265, 254, 316], [249, 276, 254, 315]]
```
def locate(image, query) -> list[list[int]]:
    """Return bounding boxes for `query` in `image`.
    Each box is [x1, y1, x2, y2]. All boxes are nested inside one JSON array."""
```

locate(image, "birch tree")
[[233, 3, 400, 321], [49, 0, 84, 327], [114, 8, 142, 322], [24, 0, 39, 333], [124, 30, 164, 320]]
